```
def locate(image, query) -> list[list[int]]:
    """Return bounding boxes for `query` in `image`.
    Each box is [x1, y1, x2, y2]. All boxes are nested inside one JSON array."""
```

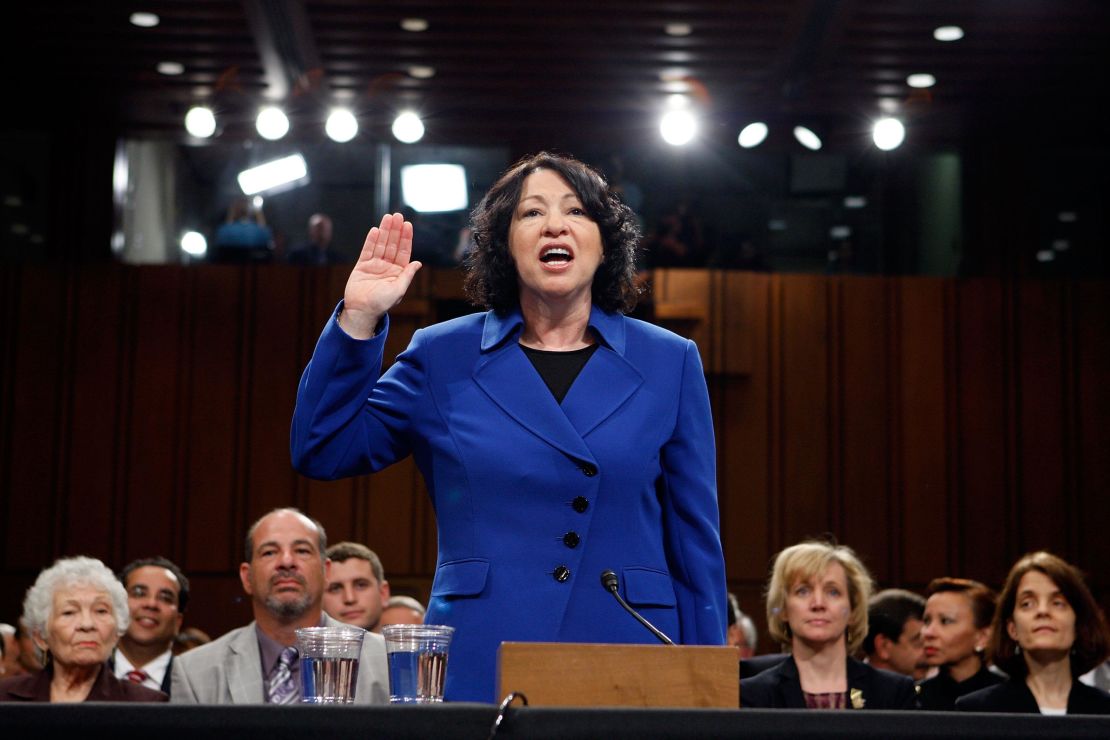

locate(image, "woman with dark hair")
[[740, 541, 916, 710], [291, 152, 726, 702], [957, 552, 1110, 714], [917, 577, 1003, 710]]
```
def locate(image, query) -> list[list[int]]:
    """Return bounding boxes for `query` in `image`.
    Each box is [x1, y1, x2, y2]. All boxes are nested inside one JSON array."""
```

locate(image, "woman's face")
[[39, 584, 120, 668], [921, 591, 988, 667], [508, 168, 603, 308], [1007, 570, 1076, 657], [783, 561, 852, 648]]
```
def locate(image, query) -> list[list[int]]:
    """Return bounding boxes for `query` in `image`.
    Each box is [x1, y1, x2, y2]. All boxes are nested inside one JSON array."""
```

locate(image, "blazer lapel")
[[775, 656, 808, 708], [560, 343, 643, 437], [226, 623, 264, 704], [474, 343, 596, 464]]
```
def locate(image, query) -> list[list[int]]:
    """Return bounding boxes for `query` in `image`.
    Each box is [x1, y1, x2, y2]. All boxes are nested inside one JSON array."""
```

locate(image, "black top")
[[521, 343, 600, 403], [740, 653, 791, 679], [740, 655, 918, 710], [917, 664, 1004, 711], [957, 678, 1110, 715]]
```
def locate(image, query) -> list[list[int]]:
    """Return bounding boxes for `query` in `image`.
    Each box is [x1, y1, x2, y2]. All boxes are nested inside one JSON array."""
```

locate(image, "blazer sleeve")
[[659, 339, 727, 645], [291, 303, 426, 480]]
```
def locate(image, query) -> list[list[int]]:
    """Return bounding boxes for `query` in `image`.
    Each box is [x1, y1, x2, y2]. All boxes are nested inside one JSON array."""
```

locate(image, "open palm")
[[342, 213, 422, 337]]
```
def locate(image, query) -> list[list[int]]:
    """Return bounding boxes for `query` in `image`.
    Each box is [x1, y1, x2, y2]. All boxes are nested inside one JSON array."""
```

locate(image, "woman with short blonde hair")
[[742, 540, 916, 709]]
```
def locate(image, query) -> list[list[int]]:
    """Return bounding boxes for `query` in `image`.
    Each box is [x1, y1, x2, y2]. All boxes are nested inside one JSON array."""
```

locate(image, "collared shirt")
[[112, 647, 172, 692], [255, 615, 326, 702]]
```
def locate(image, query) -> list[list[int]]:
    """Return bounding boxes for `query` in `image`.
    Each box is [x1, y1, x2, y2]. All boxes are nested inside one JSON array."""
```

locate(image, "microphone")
[[599, 570, 675, 646]]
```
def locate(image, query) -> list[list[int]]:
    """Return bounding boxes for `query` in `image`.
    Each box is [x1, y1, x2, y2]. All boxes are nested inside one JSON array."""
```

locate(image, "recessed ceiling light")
[[664, 23, 692, 37], [130, 12, 159, 28], [933, 25, 964, 42], [844, 196, 867, 209], [1035, 249, 1055, 263], [907, 73, 936, 88], [1058, 211, 1077, 223], [157, 61, 184, 76], [184, 106, 217, 138], [873, 117, 906, 151], [793, 126, 822, 151], [737, 122, 768, 148], [408, 65, 436, 79], [401, 18, 428, 32]]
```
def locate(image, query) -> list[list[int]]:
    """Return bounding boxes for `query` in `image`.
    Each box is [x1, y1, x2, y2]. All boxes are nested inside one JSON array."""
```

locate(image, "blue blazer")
[[292, 304, 728, 702]]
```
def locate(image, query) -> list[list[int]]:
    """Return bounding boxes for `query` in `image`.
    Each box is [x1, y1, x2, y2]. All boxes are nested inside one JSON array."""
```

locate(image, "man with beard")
[[171, 508, 389, 704]]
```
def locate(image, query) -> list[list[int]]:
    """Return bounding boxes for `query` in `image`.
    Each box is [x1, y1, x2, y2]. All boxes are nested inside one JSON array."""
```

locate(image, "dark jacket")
[[740, 655, 917, 709], [917, 664, 1004, 711], [956, 678, 1110, 715], [0, 663, 168, 702], [740, 653, 790, 679]]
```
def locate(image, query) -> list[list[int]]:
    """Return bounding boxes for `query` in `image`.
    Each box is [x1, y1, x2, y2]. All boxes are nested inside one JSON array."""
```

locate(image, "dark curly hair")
[[464, 151, 641, 314], [989, 551, 1110, 679]]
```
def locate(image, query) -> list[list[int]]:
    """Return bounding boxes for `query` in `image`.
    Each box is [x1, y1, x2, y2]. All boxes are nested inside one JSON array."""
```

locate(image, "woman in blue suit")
[[291, 152, 727, 702]]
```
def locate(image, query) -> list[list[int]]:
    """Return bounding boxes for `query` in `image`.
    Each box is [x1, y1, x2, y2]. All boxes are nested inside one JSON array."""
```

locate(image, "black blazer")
[[740, 653, 790, 679], [956, 678, 1110, 715], [740, 655, 917, 709]]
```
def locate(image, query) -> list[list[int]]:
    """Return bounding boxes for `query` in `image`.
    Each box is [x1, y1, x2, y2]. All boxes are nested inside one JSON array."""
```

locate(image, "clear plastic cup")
[[294, 626, 366, 703], [381, 624, 455, 703]]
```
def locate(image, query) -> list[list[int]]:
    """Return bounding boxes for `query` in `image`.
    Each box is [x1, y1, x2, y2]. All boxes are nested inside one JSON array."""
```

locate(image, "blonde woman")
[[741, 541, 916, 709]]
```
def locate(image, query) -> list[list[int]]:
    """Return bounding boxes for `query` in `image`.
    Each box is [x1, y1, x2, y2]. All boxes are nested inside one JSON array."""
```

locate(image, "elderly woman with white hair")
[[0, 556, 167, 702]]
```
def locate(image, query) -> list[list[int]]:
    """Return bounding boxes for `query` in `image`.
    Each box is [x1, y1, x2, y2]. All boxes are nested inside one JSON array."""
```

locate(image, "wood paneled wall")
[[1, 265, 1107, 647]]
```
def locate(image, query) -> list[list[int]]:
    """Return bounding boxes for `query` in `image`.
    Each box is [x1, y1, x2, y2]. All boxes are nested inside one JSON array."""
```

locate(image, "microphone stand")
[[600, 570, 675, 646]]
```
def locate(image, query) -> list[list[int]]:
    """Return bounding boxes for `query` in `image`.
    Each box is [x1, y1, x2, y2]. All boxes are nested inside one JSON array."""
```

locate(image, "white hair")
[[738, 612, 757, 648], [21, 556, 130, 640], [385, 595, 426, 616]]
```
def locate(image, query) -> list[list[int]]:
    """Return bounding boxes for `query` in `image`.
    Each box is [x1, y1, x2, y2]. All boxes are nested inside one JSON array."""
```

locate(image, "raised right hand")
[[340, 213, 422, 339]]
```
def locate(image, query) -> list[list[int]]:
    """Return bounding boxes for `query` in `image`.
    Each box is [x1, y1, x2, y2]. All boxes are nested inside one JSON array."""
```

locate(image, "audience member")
[[15, 619, 43, 672], [957, 552, 1110, 714], [0, 623, 25, 678], [379, 595, 426, 628], [863, 589, 928, 680], [740, 541, 916, 709], [288, 213, 342, 265], [212, 197, 273, 263], [0, 556, 166, 702], [173, 627, 212, 655], [111, 556, 188, 696], [727, 592, 757, 659], [323, 541, 390, 632], [917, 577, 1004, 710], [171, 508, 388, 704]]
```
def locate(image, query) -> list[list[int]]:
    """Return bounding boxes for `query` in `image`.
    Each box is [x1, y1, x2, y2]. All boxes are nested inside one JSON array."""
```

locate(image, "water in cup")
[[301, 655, 360, 704], [382, 624, 454, 703], [387, 647, 448, 703], [294, 626, 366, 704]]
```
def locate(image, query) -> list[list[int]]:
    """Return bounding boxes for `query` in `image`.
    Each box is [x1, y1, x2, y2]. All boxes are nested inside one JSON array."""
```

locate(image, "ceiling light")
[[660, 109, 697, 146], [184, 106, 217, 138], [738, 122, 768, 148], [665, 94, 690, 109], [129, 12, 159, 28], [664, 23, 692, 37], [401, 18, 428, 32], [872, 117, 906, 151], [1036, 249, 1055, 263], [907, 73, 936, 88], [181, 231, 207, 257], [325, 108, 358, 143], [843, 196, 867, 209], [256, 106, 290, 140], [157, 61, 184, 76], [237, 154, 308, 195], [1052, 239, 1070, 252], [933, 26, 964, 42], [830, 225, 851, 239], [392, 111, 425, 143], [793, 126, 822, 151], [408, 65, 436, 79], [1058, 211, 1077, 223]]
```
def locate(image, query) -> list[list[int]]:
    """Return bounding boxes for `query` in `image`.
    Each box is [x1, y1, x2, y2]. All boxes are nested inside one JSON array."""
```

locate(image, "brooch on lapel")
[[850, 688, 865, 709]]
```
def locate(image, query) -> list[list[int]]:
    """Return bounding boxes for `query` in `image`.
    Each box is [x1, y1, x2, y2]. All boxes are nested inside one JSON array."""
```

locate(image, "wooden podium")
[[496, 642, 738, 708]]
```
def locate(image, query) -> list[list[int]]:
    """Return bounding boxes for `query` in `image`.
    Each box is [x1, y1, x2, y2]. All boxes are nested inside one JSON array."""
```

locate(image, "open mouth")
[[540, 246, 572, 264]]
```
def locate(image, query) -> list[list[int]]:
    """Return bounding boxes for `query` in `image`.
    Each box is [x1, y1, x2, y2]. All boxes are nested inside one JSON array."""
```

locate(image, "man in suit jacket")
[[171, 509, 389, 704], [111, 556, 189, 696]]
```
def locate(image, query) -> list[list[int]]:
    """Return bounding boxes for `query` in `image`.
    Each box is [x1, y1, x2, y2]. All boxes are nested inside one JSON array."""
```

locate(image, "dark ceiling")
[[15, 0, 1110, 151]]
